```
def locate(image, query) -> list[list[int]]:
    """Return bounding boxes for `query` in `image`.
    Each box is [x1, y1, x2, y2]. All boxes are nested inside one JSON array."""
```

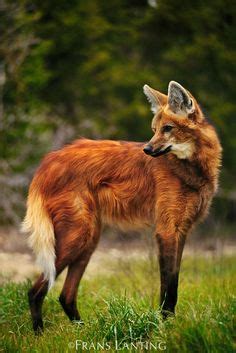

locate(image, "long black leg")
[[157, 233, 186, 317], [28, 274, 49, 334]]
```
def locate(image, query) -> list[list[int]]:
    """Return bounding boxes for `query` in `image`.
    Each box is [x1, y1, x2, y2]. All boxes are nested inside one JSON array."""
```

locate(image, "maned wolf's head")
[[143, 81, 204, 159]]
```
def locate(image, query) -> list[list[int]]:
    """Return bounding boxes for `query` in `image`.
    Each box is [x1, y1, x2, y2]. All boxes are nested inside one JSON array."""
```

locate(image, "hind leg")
[[28, 260, 67, 334], [29, 196, 100, 333], [28, 240, 81, 334], [28, 251, 93, 333], [28, 274, 48, 334], [57, 217, 101, 322], [59, 247, 95, 322]]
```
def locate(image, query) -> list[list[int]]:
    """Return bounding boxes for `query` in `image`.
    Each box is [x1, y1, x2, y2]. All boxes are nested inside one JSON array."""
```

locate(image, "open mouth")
[[150, 145, 172, 157]]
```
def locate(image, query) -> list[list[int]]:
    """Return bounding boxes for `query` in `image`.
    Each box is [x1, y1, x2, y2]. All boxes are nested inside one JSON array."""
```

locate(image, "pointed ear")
[[143, 84, 167, 114], [168, 81, 195, 115]]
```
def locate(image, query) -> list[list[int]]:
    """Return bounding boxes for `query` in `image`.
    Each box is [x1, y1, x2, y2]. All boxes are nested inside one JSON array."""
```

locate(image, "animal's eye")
[[162, 125, 173, 133]]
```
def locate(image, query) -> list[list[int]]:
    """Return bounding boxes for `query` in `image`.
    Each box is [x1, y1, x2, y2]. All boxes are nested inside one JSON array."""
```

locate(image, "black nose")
[[143, 145, 153, 155]]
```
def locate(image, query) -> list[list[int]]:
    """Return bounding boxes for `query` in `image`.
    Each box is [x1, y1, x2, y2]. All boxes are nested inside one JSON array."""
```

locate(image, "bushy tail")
[[21, 191, 56, 289]]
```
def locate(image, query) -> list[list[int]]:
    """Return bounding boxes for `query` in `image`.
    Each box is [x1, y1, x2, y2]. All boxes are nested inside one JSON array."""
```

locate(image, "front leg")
[[156, 233, 186, 317]]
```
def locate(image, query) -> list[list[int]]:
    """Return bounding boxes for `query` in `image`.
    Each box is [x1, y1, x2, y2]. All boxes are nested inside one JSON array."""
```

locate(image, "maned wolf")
[[22, 81, 222, 333]]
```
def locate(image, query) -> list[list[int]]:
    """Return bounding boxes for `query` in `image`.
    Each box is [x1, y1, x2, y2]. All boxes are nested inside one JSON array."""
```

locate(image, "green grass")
[[0, 256, 235, 352]]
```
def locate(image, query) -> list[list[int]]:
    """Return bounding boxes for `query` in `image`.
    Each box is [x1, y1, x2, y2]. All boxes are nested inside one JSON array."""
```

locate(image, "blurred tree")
[[0, 0, 52, 222], [30, 0, 150, 140]]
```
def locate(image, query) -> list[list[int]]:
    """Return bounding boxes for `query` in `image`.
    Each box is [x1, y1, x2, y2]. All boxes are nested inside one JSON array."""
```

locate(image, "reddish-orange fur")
[[24, 82, 222, 332]]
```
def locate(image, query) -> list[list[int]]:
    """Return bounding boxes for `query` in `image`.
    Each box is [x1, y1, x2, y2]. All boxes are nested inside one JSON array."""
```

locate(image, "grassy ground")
[[0, 255, 235, 353]]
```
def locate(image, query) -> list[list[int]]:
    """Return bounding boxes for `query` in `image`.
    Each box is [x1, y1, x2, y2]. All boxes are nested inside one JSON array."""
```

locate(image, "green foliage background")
[[0, 0, 236, 222]]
